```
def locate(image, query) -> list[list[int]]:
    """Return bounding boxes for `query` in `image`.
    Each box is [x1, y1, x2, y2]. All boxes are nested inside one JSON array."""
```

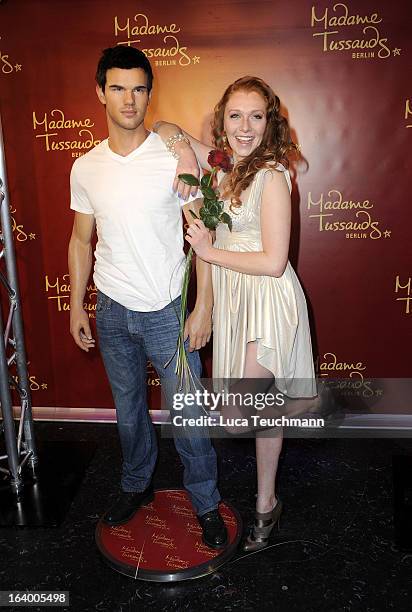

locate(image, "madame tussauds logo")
[[405, 100, 412, 129], [113, 13, 199, 67], [307, 189, 391, 240], [318, 352, 367, 379], [28, 374, 48, 392], [165, 554, 189, 569], [45, 274, 96, 316], [318, 352, 376, 399], [310, 3, 401, 60], [394, 275, 411, 314], [0, 35, 22, 75], [15, 371, 48, 392], [32, 109, 101, 156], [9, 204, 36, 242]]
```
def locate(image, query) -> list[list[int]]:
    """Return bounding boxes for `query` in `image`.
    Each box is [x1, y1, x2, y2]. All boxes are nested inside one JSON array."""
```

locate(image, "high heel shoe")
[[242, 499, 283, 552]]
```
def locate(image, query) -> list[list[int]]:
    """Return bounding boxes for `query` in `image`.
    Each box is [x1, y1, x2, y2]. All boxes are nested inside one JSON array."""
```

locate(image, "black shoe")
[[102, 485, 154, 526], [198, 509, 228, 549]]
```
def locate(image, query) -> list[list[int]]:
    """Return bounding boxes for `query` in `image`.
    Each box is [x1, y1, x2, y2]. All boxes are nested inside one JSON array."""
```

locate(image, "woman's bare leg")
[[242, 342, 282, 514], [255, 434, 282, 513]]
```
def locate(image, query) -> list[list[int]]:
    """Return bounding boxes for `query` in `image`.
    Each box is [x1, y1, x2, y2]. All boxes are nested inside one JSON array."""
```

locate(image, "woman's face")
[[223, 89, 267, 161]]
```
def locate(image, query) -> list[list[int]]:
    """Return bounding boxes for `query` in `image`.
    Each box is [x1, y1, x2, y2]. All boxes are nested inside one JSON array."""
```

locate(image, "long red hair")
[[212, 76, 297, 209]]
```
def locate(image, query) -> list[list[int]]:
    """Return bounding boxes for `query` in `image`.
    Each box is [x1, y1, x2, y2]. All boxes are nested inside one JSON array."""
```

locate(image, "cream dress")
[[212, 165, 317, 398]]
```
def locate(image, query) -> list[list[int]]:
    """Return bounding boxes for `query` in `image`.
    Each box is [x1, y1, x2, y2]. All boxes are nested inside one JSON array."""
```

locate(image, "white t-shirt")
[[70, 132, 191, 312]]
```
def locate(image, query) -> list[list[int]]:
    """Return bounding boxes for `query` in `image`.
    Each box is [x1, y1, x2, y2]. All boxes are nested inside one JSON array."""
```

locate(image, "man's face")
[[96, 67, 150, 132]]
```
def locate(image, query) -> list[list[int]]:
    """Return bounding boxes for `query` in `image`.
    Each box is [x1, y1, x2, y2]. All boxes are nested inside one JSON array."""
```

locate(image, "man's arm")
[[153, 121, 212, 168], [68, 212, 96, 352], [153, 122, 214, 348], [153, 121, 213, 199], [182, 200, 213, 351]]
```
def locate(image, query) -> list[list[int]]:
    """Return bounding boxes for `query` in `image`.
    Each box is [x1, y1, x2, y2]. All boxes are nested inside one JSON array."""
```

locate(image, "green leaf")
[[178, 173, 200, 187], [216, 201, 224, 214], [206, 202, 220, 217], [220, 212, 232, 231], [203, 216, 220, 230], [201, 174, 212, 189], [200, 185, 217, 200], [202, 198, 216, 207]]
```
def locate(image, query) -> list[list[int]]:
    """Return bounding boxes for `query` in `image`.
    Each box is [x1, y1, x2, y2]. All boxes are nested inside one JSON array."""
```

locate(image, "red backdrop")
[[0, 0, 410, 417]]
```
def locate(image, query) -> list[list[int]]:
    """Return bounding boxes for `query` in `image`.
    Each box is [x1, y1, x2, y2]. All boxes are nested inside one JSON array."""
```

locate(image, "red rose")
[[207, 149, 233, 173]]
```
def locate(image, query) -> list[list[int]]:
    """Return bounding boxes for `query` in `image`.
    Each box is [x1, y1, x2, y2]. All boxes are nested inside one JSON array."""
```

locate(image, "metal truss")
[[0, 114, 37, 494]]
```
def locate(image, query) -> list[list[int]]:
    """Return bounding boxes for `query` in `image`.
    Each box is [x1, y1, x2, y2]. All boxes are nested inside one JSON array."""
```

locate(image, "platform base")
[[96, 489, 242, 581], [0, 441, 95, 527]]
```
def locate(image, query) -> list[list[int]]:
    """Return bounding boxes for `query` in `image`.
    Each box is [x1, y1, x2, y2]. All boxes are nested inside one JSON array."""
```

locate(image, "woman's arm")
[[186, 170, 291, 277]]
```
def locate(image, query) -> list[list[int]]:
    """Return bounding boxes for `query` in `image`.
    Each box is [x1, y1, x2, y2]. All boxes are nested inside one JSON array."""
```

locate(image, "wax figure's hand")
[[70, 308, 95, 352], [185, 219, 213, 261], [173, 143, 199, 200], [184, 306, 212, 351]]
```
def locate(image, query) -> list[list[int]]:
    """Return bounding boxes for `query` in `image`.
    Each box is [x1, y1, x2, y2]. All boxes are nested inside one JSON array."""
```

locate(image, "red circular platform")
[[95, 489, 242, 581]]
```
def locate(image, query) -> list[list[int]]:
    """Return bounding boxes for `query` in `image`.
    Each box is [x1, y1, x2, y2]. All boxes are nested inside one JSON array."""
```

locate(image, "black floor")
[[1, 422, 412, 611]]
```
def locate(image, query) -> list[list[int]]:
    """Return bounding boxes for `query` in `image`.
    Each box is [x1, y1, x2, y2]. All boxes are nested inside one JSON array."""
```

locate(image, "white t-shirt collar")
[[104, 131, 155, 163]]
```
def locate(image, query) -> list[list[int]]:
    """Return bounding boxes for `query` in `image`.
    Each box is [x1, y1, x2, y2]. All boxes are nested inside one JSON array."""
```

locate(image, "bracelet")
[[165, 133, 190, 159]]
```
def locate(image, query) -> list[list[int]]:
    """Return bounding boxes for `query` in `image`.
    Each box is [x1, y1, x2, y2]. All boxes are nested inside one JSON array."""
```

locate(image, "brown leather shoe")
[[243, 499, 283, 552]]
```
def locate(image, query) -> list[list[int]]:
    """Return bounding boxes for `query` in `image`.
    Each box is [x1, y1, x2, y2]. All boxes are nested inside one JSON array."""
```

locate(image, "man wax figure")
[[68, 45, 227, 549]]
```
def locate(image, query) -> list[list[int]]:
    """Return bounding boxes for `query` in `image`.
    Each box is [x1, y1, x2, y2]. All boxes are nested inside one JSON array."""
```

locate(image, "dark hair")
[[95, 46, 153, 92], [212, 76, 298, 209]]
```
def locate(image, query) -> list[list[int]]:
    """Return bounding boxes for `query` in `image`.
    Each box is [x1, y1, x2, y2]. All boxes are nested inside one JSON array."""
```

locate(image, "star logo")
[[192, 56, 200, 64], [375, 389, 383, 396], [29, 233, 36, 240], [41, 383, 48, 390], [384, 230, 391, 238], [14, 64, 22, 71], [392, 48, 401, 56]]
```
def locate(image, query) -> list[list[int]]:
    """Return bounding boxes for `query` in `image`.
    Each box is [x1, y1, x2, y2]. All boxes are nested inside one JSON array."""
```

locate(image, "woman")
[[155, 76, 317, 551]]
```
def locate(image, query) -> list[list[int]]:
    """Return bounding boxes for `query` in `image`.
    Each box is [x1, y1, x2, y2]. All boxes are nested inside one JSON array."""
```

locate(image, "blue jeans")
[[95, 290, 220, 516]]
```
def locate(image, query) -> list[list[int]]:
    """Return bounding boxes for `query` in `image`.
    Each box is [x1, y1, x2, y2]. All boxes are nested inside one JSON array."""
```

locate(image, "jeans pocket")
[[96, 290, 112, 313]]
